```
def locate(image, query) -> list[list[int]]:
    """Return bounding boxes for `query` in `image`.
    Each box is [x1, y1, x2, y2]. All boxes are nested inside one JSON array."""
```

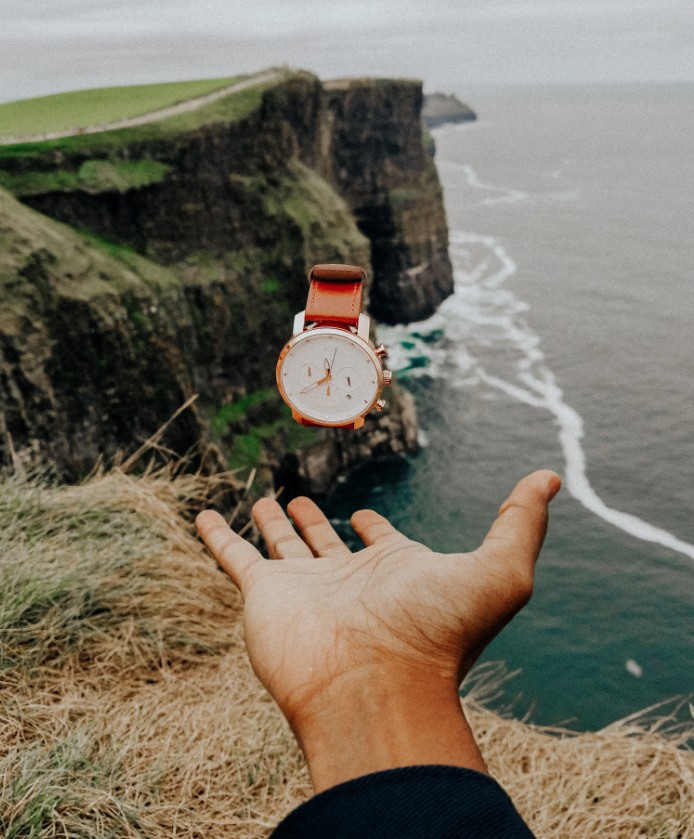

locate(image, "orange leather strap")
[[305, 264, 366, 326], [297, 417, 356, 429]]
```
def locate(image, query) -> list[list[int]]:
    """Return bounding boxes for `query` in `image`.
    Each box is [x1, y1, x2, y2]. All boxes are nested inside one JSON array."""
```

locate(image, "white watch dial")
[[278, 328, 382, 425]]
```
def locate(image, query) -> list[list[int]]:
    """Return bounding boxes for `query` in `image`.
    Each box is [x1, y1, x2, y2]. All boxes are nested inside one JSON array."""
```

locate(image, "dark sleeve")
[[270, 765, 536, 838]]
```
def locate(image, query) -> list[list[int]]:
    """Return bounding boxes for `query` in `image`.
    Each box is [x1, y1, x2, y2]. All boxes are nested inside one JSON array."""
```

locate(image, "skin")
[[196, 469, 561, 793]]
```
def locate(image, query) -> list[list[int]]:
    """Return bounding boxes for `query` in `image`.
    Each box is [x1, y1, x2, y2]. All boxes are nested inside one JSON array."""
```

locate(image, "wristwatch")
[[276, 264, 392, 429]]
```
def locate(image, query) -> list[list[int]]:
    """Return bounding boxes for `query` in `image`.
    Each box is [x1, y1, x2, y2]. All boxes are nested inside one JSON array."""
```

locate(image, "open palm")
[[196, 470, 560, 737]]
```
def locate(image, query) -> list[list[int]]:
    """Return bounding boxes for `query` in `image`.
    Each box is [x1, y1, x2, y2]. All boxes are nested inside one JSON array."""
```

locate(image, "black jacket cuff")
[[271, 764, 535, 838]]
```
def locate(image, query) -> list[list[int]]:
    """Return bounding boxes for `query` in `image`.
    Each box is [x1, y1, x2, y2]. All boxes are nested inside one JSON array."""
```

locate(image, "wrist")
[[289, 668, 488, 793]]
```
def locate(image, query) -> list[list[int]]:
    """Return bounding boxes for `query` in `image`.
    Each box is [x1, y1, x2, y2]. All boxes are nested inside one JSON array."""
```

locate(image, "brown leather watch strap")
[[305, 263, 366, 326]]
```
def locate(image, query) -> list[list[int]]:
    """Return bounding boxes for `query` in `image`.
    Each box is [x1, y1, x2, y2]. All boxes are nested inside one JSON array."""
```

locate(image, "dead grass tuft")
[[0, 470, 691, 837], [0, 468, 240, 684]]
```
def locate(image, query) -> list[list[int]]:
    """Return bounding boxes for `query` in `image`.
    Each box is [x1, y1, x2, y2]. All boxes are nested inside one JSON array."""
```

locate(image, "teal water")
[[324, 84, 694, 730]]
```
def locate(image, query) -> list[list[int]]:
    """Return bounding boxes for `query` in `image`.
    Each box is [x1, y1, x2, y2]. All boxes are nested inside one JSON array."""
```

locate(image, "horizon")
[[6, 73, 694, 111], [1, 0, 693, 105]]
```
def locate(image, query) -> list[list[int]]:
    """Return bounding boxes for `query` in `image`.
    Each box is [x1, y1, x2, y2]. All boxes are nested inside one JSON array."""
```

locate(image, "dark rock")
[[323, 78, 454, 324]]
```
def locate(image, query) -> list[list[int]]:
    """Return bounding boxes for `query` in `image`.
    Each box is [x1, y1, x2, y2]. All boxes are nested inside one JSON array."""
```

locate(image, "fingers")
[[252, 497, 313, 559], [287, 497, 352, 558], [195, 510, 263, 592], [477, 469, 561, 594], [350, 508, 405, 547]]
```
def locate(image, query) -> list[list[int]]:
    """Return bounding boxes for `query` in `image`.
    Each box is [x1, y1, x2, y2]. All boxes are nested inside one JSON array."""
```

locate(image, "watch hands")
[[300, 369, 332, 394], [300, 351, 339, 395], [323, 348, 338, 371]]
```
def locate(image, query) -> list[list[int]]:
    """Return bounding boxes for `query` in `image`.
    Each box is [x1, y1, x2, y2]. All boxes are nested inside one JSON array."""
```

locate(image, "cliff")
[[322, 79, 454, 323], [0, 70, 451, 492], [422, 92, 477, 128]]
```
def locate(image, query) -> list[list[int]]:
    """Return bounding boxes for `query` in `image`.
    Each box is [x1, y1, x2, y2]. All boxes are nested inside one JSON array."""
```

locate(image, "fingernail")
[[545, 471, 562, 502]]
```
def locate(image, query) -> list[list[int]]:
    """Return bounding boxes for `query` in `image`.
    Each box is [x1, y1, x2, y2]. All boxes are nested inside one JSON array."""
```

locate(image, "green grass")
[[0, 158, 170, 196], [210, 389, 277, 438], [0, 187, 184, 348], [209, 390, 318, 474], [0, 76, 242, 138], [228, 414, 314, 473], [265, 160, 370, 261], [0, 73, 286, 160]]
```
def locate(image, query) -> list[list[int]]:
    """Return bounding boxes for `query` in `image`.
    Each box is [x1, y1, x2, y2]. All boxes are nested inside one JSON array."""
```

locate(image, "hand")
[[196, 470, 560, 791]]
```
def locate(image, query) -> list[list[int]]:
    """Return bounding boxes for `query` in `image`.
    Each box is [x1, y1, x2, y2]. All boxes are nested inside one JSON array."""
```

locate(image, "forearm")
[[289, 670, 487, 793]]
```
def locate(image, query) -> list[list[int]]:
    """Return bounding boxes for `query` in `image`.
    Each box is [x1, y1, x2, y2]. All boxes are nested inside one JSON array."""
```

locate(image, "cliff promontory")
[[422, 92, 477, 128], [0, 70, 452, 492]]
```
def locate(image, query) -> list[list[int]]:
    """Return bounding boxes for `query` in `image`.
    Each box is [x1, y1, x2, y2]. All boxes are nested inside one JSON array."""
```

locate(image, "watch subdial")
[[334, 366, 358, 400]]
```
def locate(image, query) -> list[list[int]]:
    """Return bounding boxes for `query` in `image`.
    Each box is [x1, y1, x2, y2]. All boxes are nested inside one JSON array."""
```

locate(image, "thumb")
[[476, 470, 561, 593], [195, 509, 263, 594]]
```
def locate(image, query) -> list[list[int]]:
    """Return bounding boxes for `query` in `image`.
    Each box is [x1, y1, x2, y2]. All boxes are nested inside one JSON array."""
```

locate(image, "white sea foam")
[[438, 160, 580, 207], [440, 161, 530, 206], [381, 172, 694, 563]]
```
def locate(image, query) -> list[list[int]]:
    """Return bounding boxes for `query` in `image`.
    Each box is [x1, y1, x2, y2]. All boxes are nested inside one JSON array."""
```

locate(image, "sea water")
[[324, 83, 694, 730]]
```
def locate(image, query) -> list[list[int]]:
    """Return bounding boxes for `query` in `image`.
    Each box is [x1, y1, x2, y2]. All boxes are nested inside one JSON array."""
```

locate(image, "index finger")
[[196, 510, 263, 593]]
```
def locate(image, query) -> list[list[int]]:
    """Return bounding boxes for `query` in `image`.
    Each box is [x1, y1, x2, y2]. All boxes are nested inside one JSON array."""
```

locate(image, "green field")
[[0, 76, 243, 138]]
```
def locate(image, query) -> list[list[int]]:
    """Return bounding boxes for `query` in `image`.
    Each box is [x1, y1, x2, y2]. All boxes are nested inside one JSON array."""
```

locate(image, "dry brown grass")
[[0, 469, 692, 837], [467, 691, 693, 837]]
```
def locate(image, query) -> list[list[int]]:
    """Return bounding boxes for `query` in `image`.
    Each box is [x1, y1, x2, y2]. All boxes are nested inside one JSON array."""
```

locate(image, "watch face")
[[277, 328, 382, 426]]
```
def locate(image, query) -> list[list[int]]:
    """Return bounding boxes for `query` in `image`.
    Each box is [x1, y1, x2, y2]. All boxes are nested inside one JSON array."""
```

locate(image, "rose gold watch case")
[[276, 321, 385, 428]]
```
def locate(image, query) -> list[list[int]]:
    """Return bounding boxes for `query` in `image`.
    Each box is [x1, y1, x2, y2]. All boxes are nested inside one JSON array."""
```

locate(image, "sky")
[[1, 0, 693, 103]]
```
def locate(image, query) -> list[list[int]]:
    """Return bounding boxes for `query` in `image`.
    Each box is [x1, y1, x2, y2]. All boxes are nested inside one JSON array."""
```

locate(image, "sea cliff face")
[[0, 70, 450, 493], [322, 79, 454, 323]]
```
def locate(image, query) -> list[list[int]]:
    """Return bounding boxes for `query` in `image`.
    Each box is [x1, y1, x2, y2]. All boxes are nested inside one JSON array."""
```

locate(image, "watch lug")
[[357, 312, 370, 341], [352, 416, 365, 429], [292, 310, 306, 336]]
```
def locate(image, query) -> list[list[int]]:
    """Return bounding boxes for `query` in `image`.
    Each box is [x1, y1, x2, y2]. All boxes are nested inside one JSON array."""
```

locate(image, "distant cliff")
[[0, 70, 452, 493], [422, 92, 477, 128]]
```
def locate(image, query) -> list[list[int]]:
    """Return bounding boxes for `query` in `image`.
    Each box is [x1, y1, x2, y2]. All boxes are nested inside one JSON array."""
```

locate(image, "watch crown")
[[375, 398, 387, 411], [375, 343, 389, 359], [382, 370, 392, 386]]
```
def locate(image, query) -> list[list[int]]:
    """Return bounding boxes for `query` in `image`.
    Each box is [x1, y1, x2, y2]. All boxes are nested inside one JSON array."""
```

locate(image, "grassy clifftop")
[[0, 469, 692, 837], [0, 71, 283, 156], [0, 76, 245, 138]]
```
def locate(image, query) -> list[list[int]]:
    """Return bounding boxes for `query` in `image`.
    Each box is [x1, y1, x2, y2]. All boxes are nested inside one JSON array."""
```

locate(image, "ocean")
[[324, 83, 694, 730]]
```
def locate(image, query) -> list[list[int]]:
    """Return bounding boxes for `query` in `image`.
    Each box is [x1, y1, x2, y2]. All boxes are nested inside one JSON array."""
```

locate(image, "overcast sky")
[[1, 0, 693, 103]]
